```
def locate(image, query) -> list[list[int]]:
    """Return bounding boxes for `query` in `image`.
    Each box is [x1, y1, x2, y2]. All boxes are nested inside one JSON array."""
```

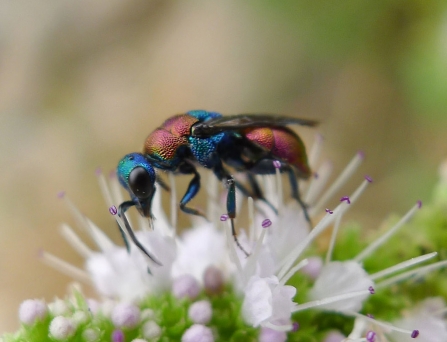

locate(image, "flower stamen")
[[312, 151, 364, 214], [370, 252, 438, 281], [293, 289, 372, 313], [39, 250, 92, 285], [354, 201, 423, 262]]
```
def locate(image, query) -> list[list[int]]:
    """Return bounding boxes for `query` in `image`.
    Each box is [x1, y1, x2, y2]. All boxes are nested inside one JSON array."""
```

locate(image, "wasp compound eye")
[[129, 166, 153, 199]]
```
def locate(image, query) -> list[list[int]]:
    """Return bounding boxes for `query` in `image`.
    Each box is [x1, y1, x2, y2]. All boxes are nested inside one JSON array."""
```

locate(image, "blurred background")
[[1, 0, 447, 332]]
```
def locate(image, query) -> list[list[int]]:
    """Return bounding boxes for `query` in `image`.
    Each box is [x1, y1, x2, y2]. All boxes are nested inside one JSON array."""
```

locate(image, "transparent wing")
[[192, 114, 318, 137]]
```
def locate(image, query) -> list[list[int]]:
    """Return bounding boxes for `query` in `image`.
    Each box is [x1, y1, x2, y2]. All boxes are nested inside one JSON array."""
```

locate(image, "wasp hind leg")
[[284, 166, 312, 227]]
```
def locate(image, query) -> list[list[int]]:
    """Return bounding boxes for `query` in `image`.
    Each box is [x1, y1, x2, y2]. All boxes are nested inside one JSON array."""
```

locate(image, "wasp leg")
[[226, 177, 250, 257], [155, 174, 171, 192], [213, 163, 250, 256], [178, 161, 207, 219], [118, 200, 163, 266], [284, 166, 312, 226]]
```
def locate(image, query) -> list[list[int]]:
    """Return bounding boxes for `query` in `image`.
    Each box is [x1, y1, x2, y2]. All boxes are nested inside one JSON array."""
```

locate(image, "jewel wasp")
[[116, 110, 317, 264]]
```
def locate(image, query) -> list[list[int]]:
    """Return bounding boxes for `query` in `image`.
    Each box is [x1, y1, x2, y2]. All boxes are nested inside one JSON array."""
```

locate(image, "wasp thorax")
[[128, 166, 153, 199]]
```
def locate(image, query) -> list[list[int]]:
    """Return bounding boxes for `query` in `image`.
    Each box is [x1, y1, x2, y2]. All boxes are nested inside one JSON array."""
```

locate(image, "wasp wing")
[[192, 114, 318, 137]]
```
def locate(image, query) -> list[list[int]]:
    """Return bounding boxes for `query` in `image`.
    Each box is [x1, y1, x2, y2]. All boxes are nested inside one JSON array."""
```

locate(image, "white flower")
[[49, 316, 75, 340], [171, 220, 233, 282], [392, 298, 447, 342], [309, 261, 374, 312], [85, 229, 176, 301], [241, 275, 296, 329], [19, 299, 48, 325], [39, 142, 447, 338]]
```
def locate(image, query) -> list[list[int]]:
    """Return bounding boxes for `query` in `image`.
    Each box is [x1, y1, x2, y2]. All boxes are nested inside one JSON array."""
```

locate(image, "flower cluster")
[[2, 140, 447, 342]]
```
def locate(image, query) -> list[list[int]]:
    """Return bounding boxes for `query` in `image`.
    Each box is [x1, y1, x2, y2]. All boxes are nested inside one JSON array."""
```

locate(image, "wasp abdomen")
[[245, 126, 311, 178]]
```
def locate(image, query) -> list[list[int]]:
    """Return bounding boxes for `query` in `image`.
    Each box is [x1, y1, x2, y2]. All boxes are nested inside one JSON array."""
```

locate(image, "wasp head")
[[117, 153, 156, 218]]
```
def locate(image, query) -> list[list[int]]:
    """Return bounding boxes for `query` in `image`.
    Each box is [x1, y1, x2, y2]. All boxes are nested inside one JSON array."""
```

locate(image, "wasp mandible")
[[116, 110, 317, 263]]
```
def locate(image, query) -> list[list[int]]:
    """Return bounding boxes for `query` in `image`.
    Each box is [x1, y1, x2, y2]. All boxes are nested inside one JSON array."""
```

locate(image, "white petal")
[[309, 261, 373, 312], [172, 222, 233, 282], [392, 298, 447, 342], [242, 276, 274, 326]]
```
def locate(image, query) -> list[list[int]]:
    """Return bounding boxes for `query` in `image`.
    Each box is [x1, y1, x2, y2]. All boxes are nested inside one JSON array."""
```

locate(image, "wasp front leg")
[[118, 200, 162, 266]]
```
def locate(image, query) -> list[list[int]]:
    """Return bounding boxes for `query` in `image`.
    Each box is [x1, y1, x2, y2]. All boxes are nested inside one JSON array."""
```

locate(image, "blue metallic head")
[[117, 153, 157, 218]]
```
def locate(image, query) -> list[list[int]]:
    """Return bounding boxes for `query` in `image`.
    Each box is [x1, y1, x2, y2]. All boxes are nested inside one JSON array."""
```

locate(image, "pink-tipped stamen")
[[262, 219, 272, 228], [277, 178, 370, 279], [343, 311, 419, 338], [325, 213, 343, 264], [366, 330, 376, 342], [311, 152, 364, 213], [109, 205, 117, 215], [292, 289, 372, 313], [340, 196, 351, 204]]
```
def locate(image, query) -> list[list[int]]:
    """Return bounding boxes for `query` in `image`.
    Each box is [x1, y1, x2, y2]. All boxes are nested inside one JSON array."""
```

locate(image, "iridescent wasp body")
[[117, 110, 317, 264]]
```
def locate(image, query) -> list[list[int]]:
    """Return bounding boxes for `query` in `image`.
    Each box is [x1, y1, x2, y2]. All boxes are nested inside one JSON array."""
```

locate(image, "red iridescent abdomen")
[[144, 114, 199, 162], [244, 127, 311, 178]]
